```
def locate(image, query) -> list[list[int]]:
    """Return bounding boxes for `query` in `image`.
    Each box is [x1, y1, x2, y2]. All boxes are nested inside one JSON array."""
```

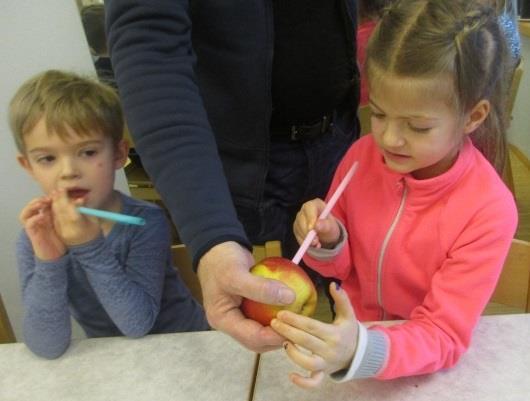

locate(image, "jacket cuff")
[[330, 324, 387, 382], [193, 235, 252, 271], [306, 220, 348, 261]]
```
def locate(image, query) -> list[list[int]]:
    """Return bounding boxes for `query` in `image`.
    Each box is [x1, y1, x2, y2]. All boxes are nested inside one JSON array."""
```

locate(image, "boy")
[[9, 70, 209, 359]]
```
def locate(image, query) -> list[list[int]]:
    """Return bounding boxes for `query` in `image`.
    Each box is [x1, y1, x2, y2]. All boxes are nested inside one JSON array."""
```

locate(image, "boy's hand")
[[19, 196, 66, 261], [51, 189, 102, 246], [271, 282, 359, 388], [293, 199, 341, 249]]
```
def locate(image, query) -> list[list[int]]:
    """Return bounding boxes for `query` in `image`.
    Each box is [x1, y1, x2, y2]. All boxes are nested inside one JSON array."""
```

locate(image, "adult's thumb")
[[239, 272, 296, 306]]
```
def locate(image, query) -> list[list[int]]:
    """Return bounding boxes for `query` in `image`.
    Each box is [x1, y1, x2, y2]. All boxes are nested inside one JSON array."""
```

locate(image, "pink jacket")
[[304, 134, 518, 380]]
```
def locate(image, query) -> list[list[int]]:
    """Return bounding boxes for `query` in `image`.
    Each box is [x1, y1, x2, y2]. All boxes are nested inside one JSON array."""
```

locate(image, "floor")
[[313, 146, 530, 322]]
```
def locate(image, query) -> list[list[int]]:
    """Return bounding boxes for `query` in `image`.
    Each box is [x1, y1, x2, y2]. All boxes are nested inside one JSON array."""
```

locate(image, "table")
[[3, 314, 529, 401], [253, 314, 530, 401], [0, 330, 257, 401]]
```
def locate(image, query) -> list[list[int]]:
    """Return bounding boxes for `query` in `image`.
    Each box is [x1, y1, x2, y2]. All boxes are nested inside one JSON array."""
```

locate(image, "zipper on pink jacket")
[[376, 183, 408, 320]]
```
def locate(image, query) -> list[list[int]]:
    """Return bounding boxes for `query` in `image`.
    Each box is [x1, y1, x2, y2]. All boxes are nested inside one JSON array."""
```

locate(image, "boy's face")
[[18, 117, 128, 210]]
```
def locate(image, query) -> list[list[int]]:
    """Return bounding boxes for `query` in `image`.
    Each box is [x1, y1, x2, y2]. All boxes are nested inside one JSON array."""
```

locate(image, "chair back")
[[170, 240, 283, 305], [502, 59, 524, 193], [487, 239, 530, 314], [358, 104, 372, 136], [251, 240, 282, 263], [0, 293, 16, 344], [507, 59, 523, 117]]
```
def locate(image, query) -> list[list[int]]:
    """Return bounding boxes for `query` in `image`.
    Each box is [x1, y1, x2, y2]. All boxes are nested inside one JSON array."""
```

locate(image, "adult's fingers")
[[232, 271, 295, 306]]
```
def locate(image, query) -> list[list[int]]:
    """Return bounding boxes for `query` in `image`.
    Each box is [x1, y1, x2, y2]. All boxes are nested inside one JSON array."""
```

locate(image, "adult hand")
[[197, 241, 296, 352]]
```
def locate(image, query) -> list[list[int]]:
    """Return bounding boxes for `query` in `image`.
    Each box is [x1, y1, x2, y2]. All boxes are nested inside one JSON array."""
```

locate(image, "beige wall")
[[508, 27, 530, 159], [0, 1, 129, 341]]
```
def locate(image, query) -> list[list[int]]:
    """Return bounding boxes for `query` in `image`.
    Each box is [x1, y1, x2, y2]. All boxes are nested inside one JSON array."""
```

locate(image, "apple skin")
[[241, 257, 318, 326]]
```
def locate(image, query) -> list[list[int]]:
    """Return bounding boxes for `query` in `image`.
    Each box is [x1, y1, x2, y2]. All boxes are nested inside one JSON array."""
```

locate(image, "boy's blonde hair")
[[9, 70, 123, 153], [366, 0, 509, 172]]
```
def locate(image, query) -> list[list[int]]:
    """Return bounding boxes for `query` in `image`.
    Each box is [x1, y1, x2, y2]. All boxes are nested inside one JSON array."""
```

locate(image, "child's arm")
[[271, 282, 360, 388], [16, 230, 72, 359], [67, 207, 172, 337]]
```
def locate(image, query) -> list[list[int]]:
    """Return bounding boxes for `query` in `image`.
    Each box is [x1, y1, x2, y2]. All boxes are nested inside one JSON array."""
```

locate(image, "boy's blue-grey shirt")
[[16, 192, 208, 359]]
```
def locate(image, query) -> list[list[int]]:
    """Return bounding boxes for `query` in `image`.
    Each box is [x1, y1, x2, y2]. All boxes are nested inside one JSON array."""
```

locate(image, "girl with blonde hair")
[[272, 0, 518, 387]]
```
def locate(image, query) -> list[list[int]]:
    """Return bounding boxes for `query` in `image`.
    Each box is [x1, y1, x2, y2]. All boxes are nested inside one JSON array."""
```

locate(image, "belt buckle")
[[290, 125, 302, 141], [290, 115, 331, 141]]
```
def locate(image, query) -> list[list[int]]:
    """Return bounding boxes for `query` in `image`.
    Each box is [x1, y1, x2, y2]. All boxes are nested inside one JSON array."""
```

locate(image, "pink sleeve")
[[302, 151, 358, 280]]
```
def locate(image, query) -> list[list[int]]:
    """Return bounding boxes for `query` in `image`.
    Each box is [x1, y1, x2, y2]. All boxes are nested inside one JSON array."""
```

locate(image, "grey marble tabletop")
[[0, 330, 257, 401], [253, 314, 530, 401]]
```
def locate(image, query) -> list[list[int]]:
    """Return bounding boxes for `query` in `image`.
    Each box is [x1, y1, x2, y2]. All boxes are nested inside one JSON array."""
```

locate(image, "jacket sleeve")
[[373, 194, 518, 380], [105, 0, 250, 266], [16, 232, 72, 359], [302, 154, 355, 279]]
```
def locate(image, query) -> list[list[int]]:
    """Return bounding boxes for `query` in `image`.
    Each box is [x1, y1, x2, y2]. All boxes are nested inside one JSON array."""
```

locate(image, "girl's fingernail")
[[335, 282, 341, 291]]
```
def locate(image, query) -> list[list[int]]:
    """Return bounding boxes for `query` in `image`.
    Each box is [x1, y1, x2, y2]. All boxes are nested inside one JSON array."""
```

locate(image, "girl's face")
[[18, 117, 128, 211], [369, 74, 468, 179]]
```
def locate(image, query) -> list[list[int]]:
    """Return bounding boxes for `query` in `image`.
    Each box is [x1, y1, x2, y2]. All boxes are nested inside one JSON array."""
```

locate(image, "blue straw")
[[77, 207, 146, 226]]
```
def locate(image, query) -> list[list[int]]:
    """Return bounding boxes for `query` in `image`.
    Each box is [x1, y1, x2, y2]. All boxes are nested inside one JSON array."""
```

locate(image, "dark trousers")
[[236, 123, 356, 289]]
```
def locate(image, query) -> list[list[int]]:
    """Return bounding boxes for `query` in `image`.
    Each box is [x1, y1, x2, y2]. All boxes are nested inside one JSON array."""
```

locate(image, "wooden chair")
[[358, 104, 372, 136], [484, 239, 530, 315], [250, 240, 282, 264], [506, 59, 523, 117], [170, 240, 283, 305], [502, 59, 524, 193], [0, 293, 16, 344]]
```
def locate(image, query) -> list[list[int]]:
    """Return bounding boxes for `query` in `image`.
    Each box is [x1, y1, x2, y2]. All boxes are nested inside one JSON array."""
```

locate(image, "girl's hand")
[[271, 282, 359, 388], [19, 196, 66, 261], [50, 189, 102, 246], [293, 199, 341, 249]]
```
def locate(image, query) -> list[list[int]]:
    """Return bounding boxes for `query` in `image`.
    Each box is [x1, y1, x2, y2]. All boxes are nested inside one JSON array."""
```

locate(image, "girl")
[[271, 0, 518, 387]]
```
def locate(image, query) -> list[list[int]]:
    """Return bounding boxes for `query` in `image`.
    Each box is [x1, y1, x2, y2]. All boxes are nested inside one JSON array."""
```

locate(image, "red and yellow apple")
[[241, 257, 318, 326]]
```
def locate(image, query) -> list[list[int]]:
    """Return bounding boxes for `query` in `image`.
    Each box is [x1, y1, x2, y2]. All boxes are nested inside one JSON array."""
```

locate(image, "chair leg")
[[0, 294, 16, 344], [502, 146, 515, 195]]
